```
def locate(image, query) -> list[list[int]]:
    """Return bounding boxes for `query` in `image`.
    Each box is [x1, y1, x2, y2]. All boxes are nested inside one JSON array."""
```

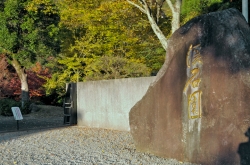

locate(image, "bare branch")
[[141, 0, 168, 50], [140, 0, 151, 15], [127, 0, 169, 51], [165, 0, 174, 13], [126, 0, 146, 14], [156, 0, 164, 23]]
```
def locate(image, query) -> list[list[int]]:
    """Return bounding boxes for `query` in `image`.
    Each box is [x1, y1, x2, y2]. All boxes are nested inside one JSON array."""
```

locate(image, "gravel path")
[[0, 127, 199, 165]]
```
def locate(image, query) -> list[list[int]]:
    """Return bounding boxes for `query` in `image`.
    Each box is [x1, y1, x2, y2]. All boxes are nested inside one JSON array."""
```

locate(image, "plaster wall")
[[77, 77, 155, 131]]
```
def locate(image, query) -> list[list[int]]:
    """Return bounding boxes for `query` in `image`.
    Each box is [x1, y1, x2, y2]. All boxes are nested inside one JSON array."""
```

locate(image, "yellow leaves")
[[26, 0, 58, 14], [50, 0, 164, 87], [58, 0, 101, 29], [82, 56, 150, 81]]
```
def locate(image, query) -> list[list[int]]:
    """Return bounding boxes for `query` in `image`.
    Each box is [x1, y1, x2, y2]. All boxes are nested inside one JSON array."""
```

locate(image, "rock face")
[[129, 8, 250, 165]]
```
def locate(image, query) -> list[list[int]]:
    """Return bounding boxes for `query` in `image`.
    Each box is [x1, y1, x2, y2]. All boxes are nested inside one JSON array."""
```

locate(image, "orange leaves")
[[31, 62, 50, 76]]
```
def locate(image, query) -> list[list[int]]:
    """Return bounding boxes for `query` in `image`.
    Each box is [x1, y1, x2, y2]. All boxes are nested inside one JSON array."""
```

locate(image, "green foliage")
[[0, 99, 32, 116], [181, 0, 241, 24], [84, 56, 151, 81], [0, 99, 20, 116], [0, 0, 60, 67], [0, 0, 60, 103], [64, 0, 159, 60], [181, 0, 221, 23], [44, 0, 166, 98]]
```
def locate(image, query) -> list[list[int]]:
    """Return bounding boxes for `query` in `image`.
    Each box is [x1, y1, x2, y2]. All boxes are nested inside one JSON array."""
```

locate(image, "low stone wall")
[[76, 77, 155, 131]]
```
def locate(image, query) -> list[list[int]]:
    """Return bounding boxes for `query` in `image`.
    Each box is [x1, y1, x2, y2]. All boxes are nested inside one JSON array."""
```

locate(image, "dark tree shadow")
[[238, 128, 250, 165]]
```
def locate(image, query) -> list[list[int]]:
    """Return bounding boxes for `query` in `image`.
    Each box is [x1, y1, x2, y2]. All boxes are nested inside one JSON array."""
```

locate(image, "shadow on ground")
[[0, 116, 65, 132], [0, 105, 67, 133]]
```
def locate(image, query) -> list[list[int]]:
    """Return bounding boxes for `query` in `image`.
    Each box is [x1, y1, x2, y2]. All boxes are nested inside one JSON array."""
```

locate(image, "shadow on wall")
[[238, 127, 250, 165]]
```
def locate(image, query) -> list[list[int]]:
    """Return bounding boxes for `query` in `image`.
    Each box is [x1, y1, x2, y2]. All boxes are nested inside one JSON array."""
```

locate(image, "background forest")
[[0, 0, 244, 107]]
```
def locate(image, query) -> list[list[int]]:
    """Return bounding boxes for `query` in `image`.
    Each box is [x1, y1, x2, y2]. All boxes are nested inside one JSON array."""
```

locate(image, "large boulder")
[[129, 8, 250, 165]]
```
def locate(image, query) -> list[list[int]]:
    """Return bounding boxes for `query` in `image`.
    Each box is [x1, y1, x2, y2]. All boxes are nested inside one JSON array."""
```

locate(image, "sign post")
[[11, 107, 23, 131]]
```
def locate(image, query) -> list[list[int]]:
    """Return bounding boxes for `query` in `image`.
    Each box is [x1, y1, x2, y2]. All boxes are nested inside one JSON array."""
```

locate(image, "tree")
[[127, 0, 182, 51], [8, 63, 50, 99], [127, 0, 242, 63], [0, 0, 60, 105], [0, 54, 50, 100], [166, 0, 182, 33], [44, 0, 165, 98]]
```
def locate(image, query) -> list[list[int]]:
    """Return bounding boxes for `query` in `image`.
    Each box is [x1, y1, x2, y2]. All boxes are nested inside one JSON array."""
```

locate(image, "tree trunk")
[[127, 0, 182, 50], [145, 6, 169, 50], [127, 0, 181, 66], [11, 58, 29, 106], [166, 0, 181, 34], [171, 1, 181, 33], [127, 0, 168, 51]]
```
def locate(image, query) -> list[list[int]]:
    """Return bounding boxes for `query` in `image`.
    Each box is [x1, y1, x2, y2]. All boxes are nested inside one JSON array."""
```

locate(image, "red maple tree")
[[0, 54, 51, 100]]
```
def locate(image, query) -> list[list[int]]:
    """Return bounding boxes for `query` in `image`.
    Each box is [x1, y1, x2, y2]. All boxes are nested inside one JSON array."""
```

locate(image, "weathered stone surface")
[[129, 8, 250, 165]]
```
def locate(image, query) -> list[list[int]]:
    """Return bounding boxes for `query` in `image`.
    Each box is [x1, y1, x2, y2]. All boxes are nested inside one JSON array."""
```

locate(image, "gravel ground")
[[0, 127, 199, 165]]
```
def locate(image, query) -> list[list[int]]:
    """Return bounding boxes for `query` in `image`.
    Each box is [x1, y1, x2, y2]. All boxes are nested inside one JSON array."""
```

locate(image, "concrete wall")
[[77, 77, 156, 131]]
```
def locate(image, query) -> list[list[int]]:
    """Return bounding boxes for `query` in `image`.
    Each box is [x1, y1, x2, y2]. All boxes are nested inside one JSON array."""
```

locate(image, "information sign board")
[[11, 107, 23, 120]]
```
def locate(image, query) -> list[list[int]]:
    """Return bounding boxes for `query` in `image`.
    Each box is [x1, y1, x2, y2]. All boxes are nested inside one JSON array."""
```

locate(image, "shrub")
[[0, 99, 20, 116], [21, 100, 33, 114], [0, 99, 32, 116]]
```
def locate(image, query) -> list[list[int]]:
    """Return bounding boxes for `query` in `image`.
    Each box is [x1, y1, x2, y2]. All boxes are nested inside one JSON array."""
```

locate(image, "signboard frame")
[[11, 107, 23, 131], [11, 107, 23, 120]]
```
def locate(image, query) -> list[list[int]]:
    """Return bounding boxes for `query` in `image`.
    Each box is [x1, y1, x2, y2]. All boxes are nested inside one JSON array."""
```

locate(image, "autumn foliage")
[[0, 54, 50, 100]]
